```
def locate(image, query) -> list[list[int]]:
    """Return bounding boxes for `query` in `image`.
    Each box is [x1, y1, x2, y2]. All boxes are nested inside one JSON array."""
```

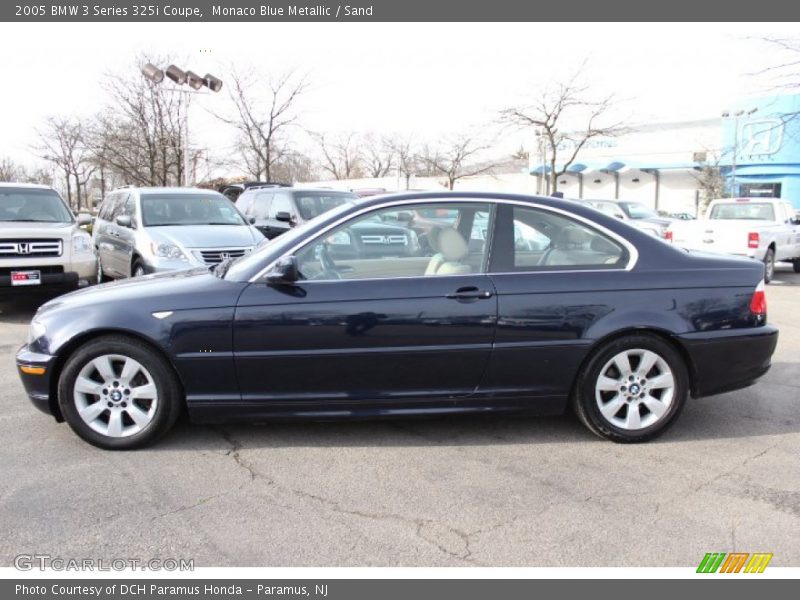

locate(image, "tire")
[[58, 335, 182, 450], [132, 259, 146, 278], [793, 260, 800, 274], [95, 252, 105, 283], [572, 334, 689, 443], [764, 248, 775, 283]]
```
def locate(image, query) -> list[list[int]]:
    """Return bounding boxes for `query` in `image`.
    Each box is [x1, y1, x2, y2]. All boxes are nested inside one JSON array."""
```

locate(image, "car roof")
[[113, 186, 222, 196], [0, 182, 53, 190]]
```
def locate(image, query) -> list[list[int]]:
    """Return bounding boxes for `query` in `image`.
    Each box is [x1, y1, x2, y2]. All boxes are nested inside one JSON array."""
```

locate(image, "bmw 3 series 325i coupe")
[[16, 192, 778, 449]]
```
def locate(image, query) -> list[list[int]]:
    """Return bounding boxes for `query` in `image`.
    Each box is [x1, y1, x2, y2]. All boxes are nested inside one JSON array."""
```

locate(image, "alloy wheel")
[[73, 354, 159, 438], [594, 348, 675, 431]]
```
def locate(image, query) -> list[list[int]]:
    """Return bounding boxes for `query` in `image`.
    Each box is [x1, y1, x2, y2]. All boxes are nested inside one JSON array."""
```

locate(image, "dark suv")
[[236, 188, 359, 239]]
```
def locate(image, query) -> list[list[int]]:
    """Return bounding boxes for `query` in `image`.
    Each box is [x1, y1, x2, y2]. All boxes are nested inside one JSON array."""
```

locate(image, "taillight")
[[748, 232, 760, 249], [664, 230, 673, 242], [749, 280, 767, 316]]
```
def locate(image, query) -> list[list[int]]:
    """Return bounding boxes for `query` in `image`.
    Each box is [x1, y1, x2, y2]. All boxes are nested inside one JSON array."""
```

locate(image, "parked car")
[[1, 183, 96, 293], [219, 181, 290, 202], [235, 187, 358, 239], [666, 197, 800, 282], [93, 187, 265, 280], [586, 199, 674, 237], [18, 191, 777, 449]]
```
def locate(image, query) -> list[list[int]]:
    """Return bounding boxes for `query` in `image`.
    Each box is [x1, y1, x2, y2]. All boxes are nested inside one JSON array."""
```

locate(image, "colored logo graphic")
[[696, 552, 773, 573]]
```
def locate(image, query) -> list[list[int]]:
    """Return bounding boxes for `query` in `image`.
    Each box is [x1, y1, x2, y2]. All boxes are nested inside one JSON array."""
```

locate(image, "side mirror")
[[115, 215, 132, 228], [249, 216, 256, 225], [275, 211, 293, 223], [77, 213, 92, 226], [265, 255, 299, 285]]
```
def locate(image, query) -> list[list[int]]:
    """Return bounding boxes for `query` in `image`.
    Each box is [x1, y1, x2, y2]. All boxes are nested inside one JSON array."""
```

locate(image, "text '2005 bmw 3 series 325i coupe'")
[[16, 192, 778, 449]]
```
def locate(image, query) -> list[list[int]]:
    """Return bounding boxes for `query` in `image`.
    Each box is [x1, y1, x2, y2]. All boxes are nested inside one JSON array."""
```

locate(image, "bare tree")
[[500, 69, 623, 194], [215, 69, 307, 182], [361, 134, 395, 178], [390, 136, 421, 189], [0, 157, 20, 181], [36, 116, 95, 209], [421, 135, 502, 190], [313, 132, 363, 180], [87, 56, 189, 188], [693, 150, 728, 212]]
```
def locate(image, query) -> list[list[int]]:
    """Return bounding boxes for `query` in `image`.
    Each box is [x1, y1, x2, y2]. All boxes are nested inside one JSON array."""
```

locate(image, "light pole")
[[721, 107, 757, 197], [141, 63, 223, 186]]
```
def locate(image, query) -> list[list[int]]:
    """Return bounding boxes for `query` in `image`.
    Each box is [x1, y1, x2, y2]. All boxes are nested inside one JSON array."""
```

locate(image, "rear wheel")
[[764, 248, 775, 283], [58, 336, 182, 450], [572, 334, 689, 443]]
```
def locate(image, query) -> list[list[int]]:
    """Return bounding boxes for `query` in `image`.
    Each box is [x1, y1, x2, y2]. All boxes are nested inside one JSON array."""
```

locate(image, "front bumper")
[[16, 345, 59, 419], [678, 325, 779, 398], [0, 254, 97, 290]]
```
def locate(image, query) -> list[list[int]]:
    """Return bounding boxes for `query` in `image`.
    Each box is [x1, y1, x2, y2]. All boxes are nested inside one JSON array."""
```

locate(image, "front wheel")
[[572, 334, 689, 443], [58, 336, 182, 449]]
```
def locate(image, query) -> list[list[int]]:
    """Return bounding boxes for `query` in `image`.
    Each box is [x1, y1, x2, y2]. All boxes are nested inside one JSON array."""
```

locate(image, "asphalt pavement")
[[1, 266, 798, 567]]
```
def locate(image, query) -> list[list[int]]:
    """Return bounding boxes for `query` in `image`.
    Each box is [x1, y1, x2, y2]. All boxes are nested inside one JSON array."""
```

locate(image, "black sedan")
[[16, 192, 778, 449]]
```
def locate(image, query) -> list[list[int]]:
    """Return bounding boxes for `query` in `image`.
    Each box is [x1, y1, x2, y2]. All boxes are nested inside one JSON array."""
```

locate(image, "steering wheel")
[[318, 244, 342, 280]]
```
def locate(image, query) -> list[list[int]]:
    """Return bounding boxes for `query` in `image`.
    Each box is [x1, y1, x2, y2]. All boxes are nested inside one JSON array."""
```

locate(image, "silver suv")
[[1, 183, 96, 292], [93, 187, 265, 280]]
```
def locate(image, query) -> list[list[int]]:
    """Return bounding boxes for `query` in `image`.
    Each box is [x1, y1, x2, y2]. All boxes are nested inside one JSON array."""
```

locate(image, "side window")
[[120, 195, 135, 218], [269, 193, 294, 219], [252, 192, 273, 219], [492, 205, 627, 272], [294, 203, 492, 281], [99, 193, 117, 220], [109, 194, 129, 220]]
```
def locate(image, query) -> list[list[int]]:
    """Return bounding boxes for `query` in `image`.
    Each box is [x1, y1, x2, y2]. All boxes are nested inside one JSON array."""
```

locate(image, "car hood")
[[37, 268, 242, 317], [147, 224, 260, 249], [0, 221, 75, 238]]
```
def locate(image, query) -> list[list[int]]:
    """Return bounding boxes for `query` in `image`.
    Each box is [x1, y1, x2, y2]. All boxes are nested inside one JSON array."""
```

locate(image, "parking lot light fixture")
[[141, 63, 164, 83], [186, 71, 204, 91], [165, 64, 187, 85], [203, 73, 223, 93]]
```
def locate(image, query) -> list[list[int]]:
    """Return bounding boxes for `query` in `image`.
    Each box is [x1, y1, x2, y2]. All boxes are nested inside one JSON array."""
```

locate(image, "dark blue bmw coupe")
[[16, 192, 778, 449]]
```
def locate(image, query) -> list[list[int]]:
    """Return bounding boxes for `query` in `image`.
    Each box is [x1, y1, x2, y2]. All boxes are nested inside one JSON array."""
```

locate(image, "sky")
[[0, 21, 798, 170]]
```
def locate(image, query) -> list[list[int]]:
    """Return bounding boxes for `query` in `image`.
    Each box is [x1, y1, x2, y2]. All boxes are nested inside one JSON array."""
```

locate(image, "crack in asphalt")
[[693, 443, 779, 492]]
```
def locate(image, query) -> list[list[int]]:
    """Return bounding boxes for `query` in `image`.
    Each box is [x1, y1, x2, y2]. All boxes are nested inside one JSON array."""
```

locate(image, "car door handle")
[[446, 286, 493, 300]]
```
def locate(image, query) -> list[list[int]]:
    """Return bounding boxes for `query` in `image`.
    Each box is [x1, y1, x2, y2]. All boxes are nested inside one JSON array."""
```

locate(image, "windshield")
[[224, 200, 356, 280], [141, 193, 245, 226], [708, 202, 775, 221], [294, 192, 356, 220], [620, 202, 658, 219], [0, 188, 73, 223]]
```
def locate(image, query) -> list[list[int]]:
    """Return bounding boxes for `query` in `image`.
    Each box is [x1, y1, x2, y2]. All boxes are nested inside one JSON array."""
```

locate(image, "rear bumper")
[[678, 325, 779, 398], [15, 345, 59, 420]]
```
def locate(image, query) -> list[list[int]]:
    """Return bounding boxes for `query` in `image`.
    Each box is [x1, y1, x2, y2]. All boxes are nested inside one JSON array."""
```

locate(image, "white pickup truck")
[[666, 197, 800, 282]]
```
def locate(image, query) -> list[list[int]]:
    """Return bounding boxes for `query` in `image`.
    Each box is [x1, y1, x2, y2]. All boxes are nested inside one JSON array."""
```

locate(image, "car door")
[[95, 192, 123, 277], [233, 201, 497, 406], [481, 202, 632, 407]]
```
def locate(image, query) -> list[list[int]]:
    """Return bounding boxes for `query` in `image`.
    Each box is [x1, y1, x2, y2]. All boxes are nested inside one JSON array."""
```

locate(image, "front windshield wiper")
[[205, 222, 242, 225]]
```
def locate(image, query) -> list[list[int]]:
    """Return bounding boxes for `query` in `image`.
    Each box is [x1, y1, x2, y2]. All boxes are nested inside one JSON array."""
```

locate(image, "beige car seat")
[[425, 228, 471, 275]]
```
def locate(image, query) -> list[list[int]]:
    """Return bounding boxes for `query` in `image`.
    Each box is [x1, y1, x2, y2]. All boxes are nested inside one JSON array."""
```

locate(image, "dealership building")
[[301, 94, 800, 215]]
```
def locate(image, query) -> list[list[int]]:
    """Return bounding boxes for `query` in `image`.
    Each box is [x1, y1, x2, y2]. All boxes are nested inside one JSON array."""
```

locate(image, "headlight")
[[150, 242, 187, 261], [72, 234, 92, 255], [326, 231, 352, 246], [28, 320, 46, 345]]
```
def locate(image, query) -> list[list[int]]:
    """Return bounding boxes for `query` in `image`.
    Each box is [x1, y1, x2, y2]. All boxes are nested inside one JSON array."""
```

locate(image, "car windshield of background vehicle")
[[622, 202, 659, 219], [141, 194, 246, 226], [0, 188, 73, 223], [295, 192, 356, 220], [709, 202, 776, 221]]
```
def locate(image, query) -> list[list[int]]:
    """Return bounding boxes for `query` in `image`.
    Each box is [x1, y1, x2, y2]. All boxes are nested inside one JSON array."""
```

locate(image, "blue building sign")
[[723, 94, 800, 208]]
